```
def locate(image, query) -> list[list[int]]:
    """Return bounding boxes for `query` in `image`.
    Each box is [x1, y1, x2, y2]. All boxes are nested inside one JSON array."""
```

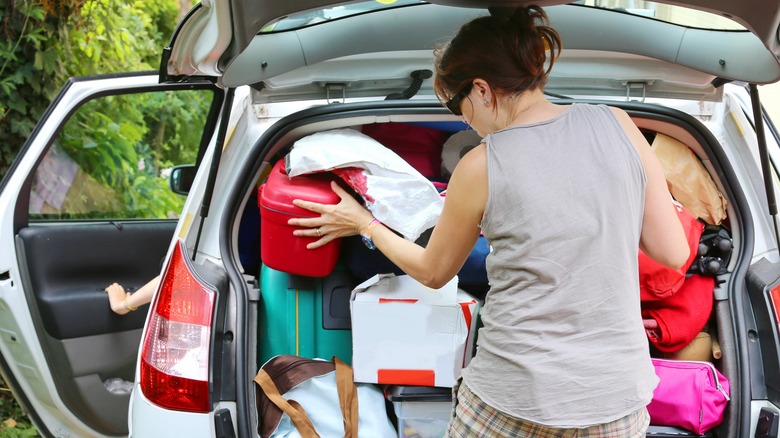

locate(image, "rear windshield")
[[577, 0, 745, 30], [261, 0, 424, 32], [264, 0, 746, 33]]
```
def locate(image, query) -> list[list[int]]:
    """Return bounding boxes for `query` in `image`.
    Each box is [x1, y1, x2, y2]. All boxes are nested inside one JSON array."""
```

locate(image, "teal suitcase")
[[258, 264, 355, 366]]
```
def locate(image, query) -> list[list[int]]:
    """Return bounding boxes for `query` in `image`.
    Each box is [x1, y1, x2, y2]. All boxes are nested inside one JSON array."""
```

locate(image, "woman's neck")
[[495, 89, 560, 130]]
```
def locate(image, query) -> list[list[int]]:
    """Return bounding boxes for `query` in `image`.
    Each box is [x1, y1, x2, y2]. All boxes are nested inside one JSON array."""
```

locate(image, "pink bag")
[[647, 358, 731, 435]]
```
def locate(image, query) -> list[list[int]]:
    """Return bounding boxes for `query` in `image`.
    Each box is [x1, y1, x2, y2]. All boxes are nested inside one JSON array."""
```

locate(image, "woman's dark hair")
[[434, 6, 562, 104]]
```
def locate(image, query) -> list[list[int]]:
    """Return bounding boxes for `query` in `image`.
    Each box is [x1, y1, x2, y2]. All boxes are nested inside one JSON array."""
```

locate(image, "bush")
[[0, 0, 180, 179], [0, 377, 39, 437]]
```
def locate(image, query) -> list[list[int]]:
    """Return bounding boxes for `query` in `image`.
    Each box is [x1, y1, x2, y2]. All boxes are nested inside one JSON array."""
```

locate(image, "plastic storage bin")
[[388, 386, 453, 438], [258, 159, 341, 277]]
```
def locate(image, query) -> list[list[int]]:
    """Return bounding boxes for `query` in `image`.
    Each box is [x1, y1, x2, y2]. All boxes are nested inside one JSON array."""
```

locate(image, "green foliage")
[[133, 89, 208, 168], [59, 97, 145, 187], [63, 0, 179, 74], [54, 89, 211, 219], [0, 0, 184, 179], [1, 0, 209, 218], [0, 0, 57, 178], [0, 378, 40, 437]]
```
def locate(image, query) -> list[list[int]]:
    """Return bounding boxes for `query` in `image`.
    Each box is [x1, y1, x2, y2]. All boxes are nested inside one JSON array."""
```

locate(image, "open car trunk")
[[143, 1, 780, 436], [204, 85, 768, 437]]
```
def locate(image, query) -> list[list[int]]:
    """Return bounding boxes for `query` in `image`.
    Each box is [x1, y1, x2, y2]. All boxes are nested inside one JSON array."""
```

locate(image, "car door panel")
[[746, 258, 780, 405], [18, 222, 172, 339]]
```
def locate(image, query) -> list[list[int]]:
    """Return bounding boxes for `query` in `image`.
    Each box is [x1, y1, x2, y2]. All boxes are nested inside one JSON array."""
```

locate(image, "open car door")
[[0, 72, 222, 436]]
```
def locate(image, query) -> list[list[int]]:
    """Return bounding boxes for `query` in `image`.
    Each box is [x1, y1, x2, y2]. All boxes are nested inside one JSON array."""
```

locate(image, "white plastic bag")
[[288, 128, 443, 241]]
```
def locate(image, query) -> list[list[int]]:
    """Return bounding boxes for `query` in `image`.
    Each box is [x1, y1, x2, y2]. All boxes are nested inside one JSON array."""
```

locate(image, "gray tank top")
[[459, 104, 658, 427]]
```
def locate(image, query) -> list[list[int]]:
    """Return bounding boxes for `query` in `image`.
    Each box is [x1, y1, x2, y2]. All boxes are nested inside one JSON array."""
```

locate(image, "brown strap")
[[334, 357, 359, 438], [254, 369, 320, 438]]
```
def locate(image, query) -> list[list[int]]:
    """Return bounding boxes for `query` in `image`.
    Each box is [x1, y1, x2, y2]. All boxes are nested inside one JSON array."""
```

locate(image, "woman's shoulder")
[[579, 103, 629, 119], [603, 105, 635, 129], [456, 142, 487, 174], [570, 103, 634, 129], [570, 102, 623, 116]]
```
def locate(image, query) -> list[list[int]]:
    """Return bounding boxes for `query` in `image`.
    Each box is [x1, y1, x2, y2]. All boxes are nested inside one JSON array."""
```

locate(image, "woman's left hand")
[[289, 181, 375, 249]]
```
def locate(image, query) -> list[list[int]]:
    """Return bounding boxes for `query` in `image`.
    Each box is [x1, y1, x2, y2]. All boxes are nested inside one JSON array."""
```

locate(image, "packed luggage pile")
[[252, 122, 732, 438]]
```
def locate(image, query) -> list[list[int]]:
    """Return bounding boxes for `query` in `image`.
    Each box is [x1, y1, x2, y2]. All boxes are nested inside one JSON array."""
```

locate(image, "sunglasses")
[[445, 83, 473, 116]]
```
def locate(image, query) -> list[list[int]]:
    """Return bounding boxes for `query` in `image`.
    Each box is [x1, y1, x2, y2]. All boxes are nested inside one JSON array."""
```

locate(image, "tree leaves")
[[1, 380, 39, 437], [0, 0, 181, 178]]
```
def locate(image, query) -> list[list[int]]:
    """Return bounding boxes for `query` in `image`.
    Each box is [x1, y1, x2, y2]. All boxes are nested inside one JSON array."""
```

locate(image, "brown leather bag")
[[254, 355, 358, 438]]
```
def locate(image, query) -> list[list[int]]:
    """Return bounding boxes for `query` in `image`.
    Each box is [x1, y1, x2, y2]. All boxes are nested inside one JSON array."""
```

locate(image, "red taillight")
[[771, 285, 780, 325], [140, 240, 215, 413]]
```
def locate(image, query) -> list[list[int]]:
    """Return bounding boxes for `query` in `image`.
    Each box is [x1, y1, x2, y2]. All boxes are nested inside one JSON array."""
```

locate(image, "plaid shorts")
[[445, 380, 650, 438]]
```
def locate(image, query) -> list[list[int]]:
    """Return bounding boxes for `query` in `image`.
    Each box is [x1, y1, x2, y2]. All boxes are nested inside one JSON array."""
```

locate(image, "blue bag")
[[458, 236, 490, 295]]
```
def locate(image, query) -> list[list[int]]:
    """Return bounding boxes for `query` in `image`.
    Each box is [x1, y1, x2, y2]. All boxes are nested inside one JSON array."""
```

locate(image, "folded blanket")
[[642, 274, 714, 353]]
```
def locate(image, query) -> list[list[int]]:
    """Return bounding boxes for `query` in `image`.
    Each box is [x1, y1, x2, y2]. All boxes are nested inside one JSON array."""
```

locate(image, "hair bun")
[[510, 6, 535, 27]]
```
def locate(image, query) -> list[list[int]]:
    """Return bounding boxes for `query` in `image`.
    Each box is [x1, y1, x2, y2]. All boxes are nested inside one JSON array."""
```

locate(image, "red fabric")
[[639, 203, 704, 301], [332, 167, 375, 203], [459, 301, 476, 366], [361, 123, 449, 178], [642, 274, 715, 353]]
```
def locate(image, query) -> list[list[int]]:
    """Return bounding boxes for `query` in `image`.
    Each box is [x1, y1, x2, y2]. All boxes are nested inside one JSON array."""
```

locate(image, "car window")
[[29, 89, 213, 220], [261, 0, 423, 32], [263, 1, 745, 33], [578, 0, 745, 30]]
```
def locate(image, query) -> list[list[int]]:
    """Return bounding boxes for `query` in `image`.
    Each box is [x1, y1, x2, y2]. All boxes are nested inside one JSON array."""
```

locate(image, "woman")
[[288, 6, 689, 437]]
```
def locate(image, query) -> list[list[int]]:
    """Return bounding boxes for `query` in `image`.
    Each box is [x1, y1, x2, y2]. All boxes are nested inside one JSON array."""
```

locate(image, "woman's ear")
[[472, 79, 491, 104]]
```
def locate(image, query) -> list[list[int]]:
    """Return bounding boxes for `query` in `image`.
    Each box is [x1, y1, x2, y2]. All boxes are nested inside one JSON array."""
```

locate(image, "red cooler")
[[259, 160, 342, 277]]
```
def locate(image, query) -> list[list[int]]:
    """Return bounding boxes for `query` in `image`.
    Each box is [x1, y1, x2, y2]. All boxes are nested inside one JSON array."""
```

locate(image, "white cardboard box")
[[350, 274, 481, 388]]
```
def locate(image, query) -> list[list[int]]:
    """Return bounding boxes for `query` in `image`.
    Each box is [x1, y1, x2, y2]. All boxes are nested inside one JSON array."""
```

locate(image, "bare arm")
[[372, 144, 486, 287], [610, 107, 690, 269], [105, 275, 160, 315]]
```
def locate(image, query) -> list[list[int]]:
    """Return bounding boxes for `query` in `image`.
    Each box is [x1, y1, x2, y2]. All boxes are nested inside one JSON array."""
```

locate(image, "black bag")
[[343, 231, 490, 300]]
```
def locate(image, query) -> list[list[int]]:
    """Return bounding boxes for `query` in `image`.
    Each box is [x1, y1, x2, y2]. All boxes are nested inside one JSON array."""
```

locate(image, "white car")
[[2, 0, 780, 437]]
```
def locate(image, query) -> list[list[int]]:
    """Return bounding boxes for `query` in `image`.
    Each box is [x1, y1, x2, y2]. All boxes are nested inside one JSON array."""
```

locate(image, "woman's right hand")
[[289, 181, 375, 249]]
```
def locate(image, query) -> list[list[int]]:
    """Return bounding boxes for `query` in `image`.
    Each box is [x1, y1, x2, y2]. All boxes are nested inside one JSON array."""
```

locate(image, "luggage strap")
[[253, 356, 358, 438]]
